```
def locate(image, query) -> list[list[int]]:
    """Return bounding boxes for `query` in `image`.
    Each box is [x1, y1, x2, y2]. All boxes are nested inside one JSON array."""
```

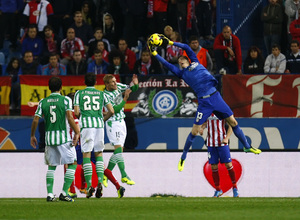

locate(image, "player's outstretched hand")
[[147, 40, 157, 56], [158, 34, 174, 46]]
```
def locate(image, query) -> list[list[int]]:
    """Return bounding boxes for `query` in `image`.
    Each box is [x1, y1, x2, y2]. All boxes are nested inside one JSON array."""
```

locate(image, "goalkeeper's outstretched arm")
[[173, 42, 199, 64]]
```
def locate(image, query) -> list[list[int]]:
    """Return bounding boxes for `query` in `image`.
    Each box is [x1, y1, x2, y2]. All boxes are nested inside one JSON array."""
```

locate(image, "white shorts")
[[106, 119, 127, 146], [80, 128, 105, 153], [44, 142, 76, 166]]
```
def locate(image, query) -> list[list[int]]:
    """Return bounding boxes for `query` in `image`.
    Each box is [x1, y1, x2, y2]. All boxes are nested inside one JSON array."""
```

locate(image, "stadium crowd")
[[1, 0, 300, 110]]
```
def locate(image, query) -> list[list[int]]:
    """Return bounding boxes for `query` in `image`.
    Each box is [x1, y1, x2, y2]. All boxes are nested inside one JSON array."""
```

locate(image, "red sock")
[[104, 168, 120, 190], [212, 168, 221, 191], [227, 166, 237, 189], [69, 181, 76, 193], [80, 167, 86, 189]]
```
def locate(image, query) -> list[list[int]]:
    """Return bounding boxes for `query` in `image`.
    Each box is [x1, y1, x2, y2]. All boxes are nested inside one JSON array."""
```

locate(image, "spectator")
[[118, 38, 136, 72], [285, 0, 300, 36], [183, 35, 213, 72], [81, 1, 96, 28], [264, 44, 286, 73], [213, 25, 242, 75], [23, 0, 54, 34], [289, 8, 300, 43], [87, 49, 109, 74], [87, 27, 111, 58], [19, 51, 42, 75], [60, 28, 85, 66], [243, 46, 265, 74], [102, 12, 117, 47], [70, 11, 94, 51], [0, 0, 23, 49], [166, 31, 183, 64], [48, 0, 73, 38], [261, 0, 283, 55], [41, 53, 66, 75], [196, 0, 214, 40], [41, 24, 61, 65], [22, 24, 44, 60], [4, 57, 21, 109], [164, 25, 174, 39], [67, 49, 88, 75], [89, 41, 109, 63], [285, 40, 300, 73], [133, 48, 163, 75], [107, 49, 130, 75]]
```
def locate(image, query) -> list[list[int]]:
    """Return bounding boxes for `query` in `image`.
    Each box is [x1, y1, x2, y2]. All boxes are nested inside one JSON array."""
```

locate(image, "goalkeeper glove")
[[158, 34, 174, 47], [147, 40, 157, 56]]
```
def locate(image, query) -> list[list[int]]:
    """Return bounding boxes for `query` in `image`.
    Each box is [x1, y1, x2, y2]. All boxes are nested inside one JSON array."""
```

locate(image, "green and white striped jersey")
[[74, 86, 110, 129], [35, 93, 72, 146], [104, 82, 129, 122]]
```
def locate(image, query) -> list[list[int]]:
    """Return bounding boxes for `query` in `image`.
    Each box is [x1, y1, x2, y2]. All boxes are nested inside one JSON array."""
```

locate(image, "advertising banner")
[[19, 75, 119, 116], [0, 76, 11, 115], [1, 117, 299, 151], [124, 75, 197, 118], [223, 74, 300, 117]]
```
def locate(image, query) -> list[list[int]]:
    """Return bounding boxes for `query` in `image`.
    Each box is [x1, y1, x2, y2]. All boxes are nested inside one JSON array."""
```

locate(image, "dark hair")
[[94, 49, 102, 55], [43, 25, 53, 32], [85, 72, 96, 86], [94, 27, 103, 33], [49, 77, 62, 92], [108, 49, 124, 64], [28, 23, 38, 31], [291, 39, 300, 46], [6, 57, 20, 72], [272, 44, 281, 50], [189, 35, 199, 43], [247, 46, 262, 57]]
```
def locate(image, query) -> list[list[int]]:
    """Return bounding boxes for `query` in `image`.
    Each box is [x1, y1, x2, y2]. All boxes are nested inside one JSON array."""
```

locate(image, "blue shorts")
[[76, 145, 96, 165], [207, 145, 232, 164], [194, 91, 233, 125]]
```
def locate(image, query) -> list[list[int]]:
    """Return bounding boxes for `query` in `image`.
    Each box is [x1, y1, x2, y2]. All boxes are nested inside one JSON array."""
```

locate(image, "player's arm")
[[66, 110, 80, 146], [173, 42, 199, 63], [104, 103, 114, 121], [74, 106, 80, 119], [147, 38, 181, 76], [30, 116, 40, 149], [130, 74, 139, 92], [222, 123, 233, 145], [113, 89, 132, 113], [199, 122, 207, 136]]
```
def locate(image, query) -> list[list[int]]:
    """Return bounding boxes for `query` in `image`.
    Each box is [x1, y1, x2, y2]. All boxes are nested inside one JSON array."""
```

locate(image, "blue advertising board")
[[0, 117, 299, 151]]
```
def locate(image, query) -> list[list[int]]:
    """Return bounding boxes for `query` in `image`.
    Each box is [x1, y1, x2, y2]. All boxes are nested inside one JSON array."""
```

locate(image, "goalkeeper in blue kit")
[[148, 34, 261, 171]]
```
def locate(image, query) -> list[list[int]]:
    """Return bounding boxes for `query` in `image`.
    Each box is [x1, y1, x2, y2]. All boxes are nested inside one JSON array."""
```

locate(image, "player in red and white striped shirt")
[[202, 114, 239, 198]]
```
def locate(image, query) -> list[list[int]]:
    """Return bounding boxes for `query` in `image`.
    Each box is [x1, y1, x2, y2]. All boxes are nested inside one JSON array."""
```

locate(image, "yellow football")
[[149, 33, 163, 46]]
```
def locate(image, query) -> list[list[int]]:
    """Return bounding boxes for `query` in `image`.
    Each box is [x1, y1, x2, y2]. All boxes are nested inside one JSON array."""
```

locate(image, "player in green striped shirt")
[[74, 72, 114, 198], [30, 77, 80, 202], [103, 74, 139, 186]]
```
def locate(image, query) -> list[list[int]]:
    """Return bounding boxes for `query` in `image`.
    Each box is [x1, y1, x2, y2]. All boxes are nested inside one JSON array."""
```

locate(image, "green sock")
[[83, 158, 93, 188], [107, 149, 119, 171], [113, 147, 127, 178], [95, 156, 104, 184], [62, 164, 77, 195], [46, 166, 56, 194]]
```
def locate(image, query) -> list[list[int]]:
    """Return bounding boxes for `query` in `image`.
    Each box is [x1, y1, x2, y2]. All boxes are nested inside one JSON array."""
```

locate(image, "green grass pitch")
[[0, 197, 300, 220]]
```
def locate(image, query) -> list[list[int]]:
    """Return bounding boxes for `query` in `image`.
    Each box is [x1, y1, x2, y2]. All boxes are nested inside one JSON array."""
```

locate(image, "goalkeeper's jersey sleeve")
[[35, 93, 72, 146]]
